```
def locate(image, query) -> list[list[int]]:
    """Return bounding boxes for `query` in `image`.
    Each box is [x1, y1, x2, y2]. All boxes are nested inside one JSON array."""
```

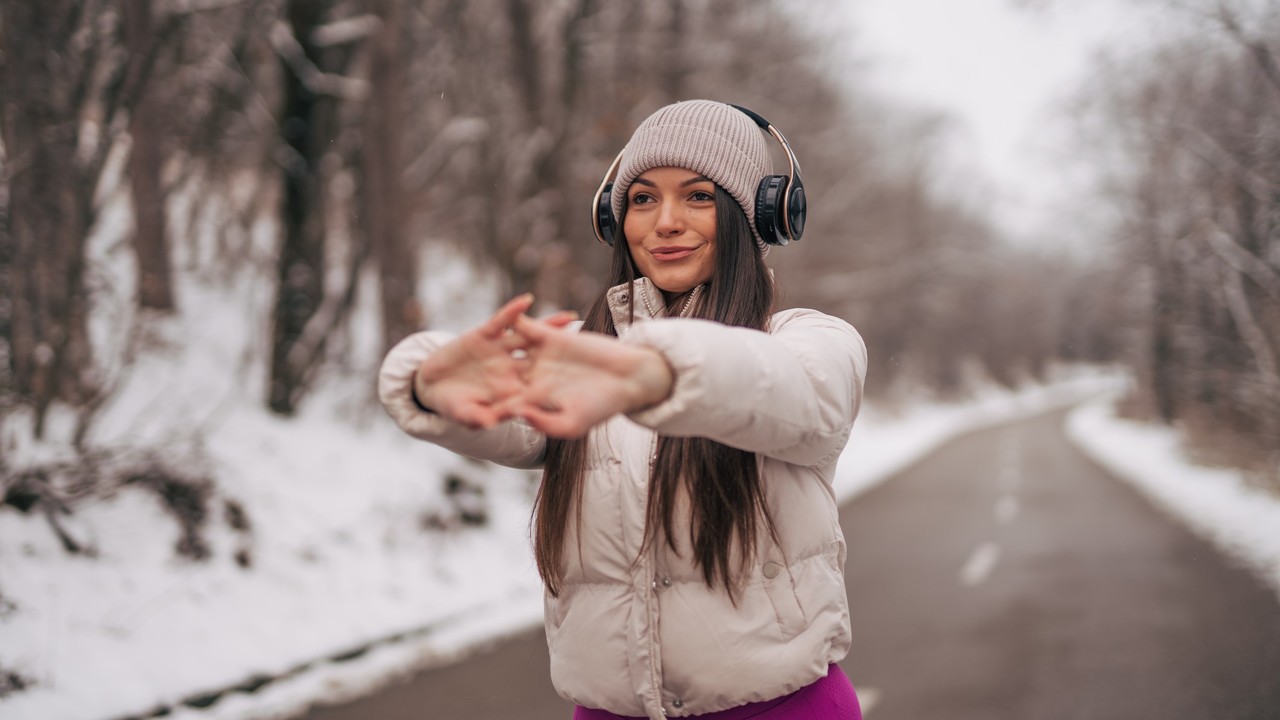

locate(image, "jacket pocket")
[[761, 559, 806, 641]]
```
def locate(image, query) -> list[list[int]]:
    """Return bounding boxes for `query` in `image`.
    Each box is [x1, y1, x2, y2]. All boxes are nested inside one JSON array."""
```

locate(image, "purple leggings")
[[572, 664, 861, 720]]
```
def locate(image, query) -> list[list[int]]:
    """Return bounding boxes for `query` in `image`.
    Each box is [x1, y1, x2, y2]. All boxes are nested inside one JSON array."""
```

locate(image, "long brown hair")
[[534, 187, 777, 601]]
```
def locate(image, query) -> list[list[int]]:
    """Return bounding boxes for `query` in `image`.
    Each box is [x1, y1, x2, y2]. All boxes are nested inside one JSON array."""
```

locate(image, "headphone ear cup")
[[786, 176, 806, 242], [754, 175, 790, 246], [596, 182, 617, 246]]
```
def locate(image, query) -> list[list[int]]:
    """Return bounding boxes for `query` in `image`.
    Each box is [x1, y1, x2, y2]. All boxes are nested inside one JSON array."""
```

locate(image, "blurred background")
[[1, 0, 1278, 719]]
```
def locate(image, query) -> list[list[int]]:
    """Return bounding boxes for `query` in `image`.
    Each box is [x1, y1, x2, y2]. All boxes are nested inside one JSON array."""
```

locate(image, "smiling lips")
[[649, 246, 698, 261]]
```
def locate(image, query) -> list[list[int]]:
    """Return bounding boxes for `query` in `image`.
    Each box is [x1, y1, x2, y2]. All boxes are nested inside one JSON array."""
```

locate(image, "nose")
[[654, 201, 685, 237]]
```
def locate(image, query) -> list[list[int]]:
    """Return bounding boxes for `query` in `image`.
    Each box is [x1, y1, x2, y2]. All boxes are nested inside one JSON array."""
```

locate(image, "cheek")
[[622, 209, 645, 243], [697, 246, 717, 281], [623, 237, 650, 275]]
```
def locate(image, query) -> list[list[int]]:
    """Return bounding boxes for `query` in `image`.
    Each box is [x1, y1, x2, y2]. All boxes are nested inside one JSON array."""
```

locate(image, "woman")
[[379, 100, 868, 719]]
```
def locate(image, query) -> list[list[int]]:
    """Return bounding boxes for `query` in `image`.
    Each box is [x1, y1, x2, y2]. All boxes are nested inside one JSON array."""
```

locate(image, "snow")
[[1066, 395, 1280, 602], [0, 377, 546, 720]]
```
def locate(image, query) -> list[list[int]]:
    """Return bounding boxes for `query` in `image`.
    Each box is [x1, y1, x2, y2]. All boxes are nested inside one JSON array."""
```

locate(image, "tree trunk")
[[0, 2, 96, 437], [268, 0, 333, 415], [0, 149, 12, 401], [124, 0, 176, 312], [663, 0, 686, 100], [1150, 246, 1179, 424], [363, 0, 420, 353]]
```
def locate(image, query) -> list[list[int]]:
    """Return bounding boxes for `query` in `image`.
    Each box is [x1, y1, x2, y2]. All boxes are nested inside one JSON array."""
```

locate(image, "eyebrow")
[[630, 175, 714, 189]]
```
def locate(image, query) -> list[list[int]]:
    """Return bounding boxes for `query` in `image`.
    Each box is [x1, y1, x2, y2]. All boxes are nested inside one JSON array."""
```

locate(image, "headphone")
[[591, 104, 807, 248]]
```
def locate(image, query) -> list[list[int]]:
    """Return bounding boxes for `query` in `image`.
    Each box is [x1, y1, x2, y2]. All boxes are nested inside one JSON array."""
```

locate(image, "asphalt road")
[[301, 408, 1280, 720]]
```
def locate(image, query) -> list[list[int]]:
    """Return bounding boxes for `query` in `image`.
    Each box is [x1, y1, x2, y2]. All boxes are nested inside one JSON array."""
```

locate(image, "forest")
[[0, 0, 1277, 549]]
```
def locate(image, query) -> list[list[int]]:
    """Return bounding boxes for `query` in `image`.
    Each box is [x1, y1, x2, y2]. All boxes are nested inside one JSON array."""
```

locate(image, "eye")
[[690, 190, 715, 202], [630, 192, 654, 206]]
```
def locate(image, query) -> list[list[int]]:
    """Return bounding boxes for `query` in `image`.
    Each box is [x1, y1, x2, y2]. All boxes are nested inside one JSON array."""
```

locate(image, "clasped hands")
[[413, 294, 674, 438]]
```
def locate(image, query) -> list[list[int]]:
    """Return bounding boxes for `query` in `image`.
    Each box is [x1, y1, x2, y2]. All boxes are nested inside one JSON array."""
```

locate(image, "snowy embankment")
[[0, 366, 1119, 720], [1066, 397, 1280, 601], [833, 373, 1126, 504]]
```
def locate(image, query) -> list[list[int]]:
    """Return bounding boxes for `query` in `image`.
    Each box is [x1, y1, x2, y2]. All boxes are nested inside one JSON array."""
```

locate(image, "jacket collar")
[[606, 277, 703, 335]]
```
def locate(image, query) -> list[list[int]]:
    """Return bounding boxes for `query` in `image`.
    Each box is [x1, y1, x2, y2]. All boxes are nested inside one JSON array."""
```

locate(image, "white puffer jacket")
[[378, 277, 867, 719]]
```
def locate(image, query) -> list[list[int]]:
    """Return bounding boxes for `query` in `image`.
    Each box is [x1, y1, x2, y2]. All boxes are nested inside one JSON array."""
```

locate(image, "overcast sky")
[[837, 0, 1151, 244]]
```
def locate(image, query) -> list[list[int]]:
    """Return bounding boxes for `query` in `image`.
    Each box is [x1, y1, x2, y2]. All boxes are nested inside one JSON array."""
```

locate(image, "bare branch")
[[1206, 222, 1280, 303], [161, 0, 253, 14], [1213, 0, 1280, 99], [269, 20, 369, 100], [282, 250, 369, 387], [1175, 120, 1278, 201], [403, 117, 489, 192], [310, 14, 380, 47]]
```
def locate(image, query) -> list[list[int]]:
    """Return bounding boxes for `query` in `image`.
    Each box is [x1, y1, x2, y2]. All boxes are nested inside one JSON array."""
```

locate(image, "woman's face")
[[623, 166, 718, 296]]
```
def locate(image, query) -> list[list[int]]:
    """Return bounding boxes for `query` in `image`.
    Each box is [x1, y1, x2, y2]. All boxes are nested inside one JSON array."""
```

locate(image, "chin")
[[651, 277, 696, 294]]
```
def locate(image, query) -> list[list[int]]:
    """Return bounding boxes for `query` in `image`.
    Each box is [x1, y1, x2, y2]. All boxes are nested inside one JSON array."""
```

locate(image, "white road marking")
[[959, 542, 1001, 587], [858, 686, 882, 714], [998, 434, 1022, 491], [994, 495, 1020, 524]]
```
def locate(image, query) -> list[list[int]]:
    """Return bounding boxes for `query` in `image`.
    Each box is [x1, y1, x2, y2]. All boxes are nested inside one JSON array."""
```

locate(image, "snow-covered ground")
[[0, 364, 1118, 720], [1066, 396, 1280, 602]]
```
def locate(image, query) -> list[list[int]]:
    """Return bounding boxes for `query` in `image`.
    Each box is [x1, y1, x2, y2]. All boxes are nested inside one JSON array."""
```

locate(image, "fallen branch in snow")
[[0, 448, 241, 562], [0, 666, 33, 699]]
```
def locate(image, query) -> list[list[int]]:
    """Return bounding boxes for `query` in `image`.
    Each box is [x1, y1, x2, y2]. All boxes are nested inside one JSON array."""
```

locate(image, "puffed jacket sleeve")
[[621, 308, 867, 468], [378, 331, 546, 469]]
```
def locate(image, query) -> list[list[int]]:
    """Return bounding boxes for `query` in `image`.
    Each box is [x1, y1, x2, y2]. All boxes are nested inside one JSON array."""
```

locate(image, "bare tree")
[[0, 0, 211, 436], [2, 2, 108, 438], [1079, 0, 1280, 467]]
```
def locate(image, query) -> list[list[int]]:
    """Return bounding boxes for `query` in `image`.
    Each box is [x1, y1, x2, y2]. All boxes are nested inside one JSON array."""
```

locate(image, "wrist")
[[628, 347, 675, 412], [411, 368, 438, 413]]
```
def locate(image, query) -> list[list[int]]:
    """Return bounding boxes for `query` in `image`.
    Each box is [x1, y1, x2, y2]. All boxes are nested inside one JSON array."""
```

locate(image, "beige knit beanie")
[[611, 99, 773, 249]]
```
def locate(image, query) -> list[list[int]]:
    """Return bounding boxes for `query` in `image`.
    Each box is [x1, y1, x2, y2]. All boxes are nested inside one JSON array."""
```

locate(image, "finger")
[[443, 392, 506, 429], [491, 394, 531, 422], [500, 381, 558, 412], [459, 403, 511, 430], [485, 402, 518, 426], [497, 329, 531, 352], [512, 312, 558, 344], [446, 400, 488, 429], [539, 310, 579, 329], [481, 294, 535, 338], [516, 405, 589, 439]]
